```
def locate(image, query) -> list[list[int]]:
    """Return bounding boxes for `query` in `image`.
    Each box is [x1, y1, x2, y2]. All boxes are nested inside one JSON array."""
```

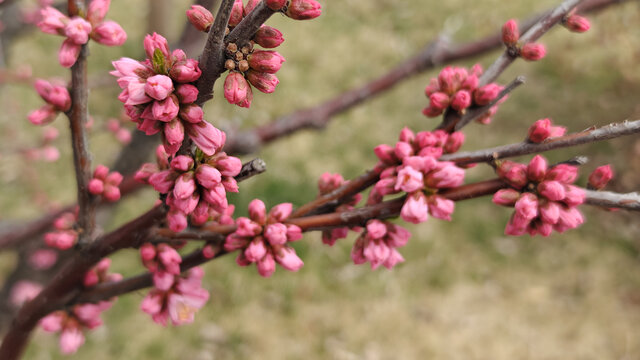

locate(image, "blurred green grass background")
[[2, 0, 640, 358]]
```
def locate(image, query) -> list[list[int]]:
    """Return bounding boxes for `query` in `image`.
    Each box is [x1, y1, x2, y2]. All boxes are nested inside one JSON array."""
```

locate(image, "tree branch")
[[584, 189, 640, 211]]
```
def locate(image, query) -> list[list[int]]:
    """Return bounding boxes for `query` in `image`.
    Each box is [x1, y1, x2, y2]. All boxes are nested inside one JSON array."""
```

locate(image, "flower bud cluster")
[[225, 200, 304, 277], [27, 79, 71, 126], [37, 1, 127, 67], [588, 165, 613, 190], [423, 64, 506, 123], [44, 210, 78, 250], [372, 127, 465, 225], [141, 267, 210, 326], [23, 127, 60, 162], [88, 165, 123, 202], [351, 220, 411, 270], [500, 19, 546, 62], [40, 258, 119, 354], [527, 118, 567, 143], [106, 117, 132, 144], [494, 155, 586, 236], [316, 172, 362, 246], [140, 243, 184, 289], [112, 33, 225, 156], [136, 148, 242, 232], [40, 301, 114, 354]]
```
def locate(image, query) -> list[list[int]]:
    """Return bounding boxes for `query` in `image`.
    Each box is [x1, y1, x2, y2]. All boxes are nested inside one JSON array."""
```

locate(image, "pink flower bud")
[[140, 243, 156, 262], [265, 223, 288, 246], [186, 121, 226, 156], [266, 0, 287, 10], [169, 156, 193, 172], [492, 188, 520, 206], [223, 71, 249, 105], [246, 70, 279, 94], [394, 166, 424, 193], [528, 118, 552, 143], [195, 164, 221, 189], [126, 80, 152, 105], [450, 90, 471, 112], [144, 32, 170, 61], [28, 105, 58, 125], [401, 192, 429, 224], [554, 207, 584, 233], [539, 200, 561, 225], [111, 57, 152, 78], [269, 203, 293, 222], [245, 238, 267, 262], [549, 125, 567, 138], [88, 178, 104, 195], [545, 164, 578, 184], [374, 144, 397, 165], [425, 162, 464, 189], [498, 161, 528, 189], [37, 6, 67, 35], [428, 92, 450, 111], [254, 25, 284, 48], [102, 185, 120, 202], [149, 170, 176, 193], [248, 50, 285, 74], [397, 127, 415, 143], [366, 220, 387, 239], [217, 155, 243, 177], [460, 74, 479, 92], [473, 84, 501, 106], [167, 209, 188, 232], [437, 66, 457, 94], [428, 195, 455, 221], [229, 0, 244, 27], [163, 118, 185, 155], [91, 21, 127, 46], [87, 0, 110, 24], [286, 225, 303, 242], [223, 177, 238, 193], [236, 84, 253, 108], [257, 253, 276, 277], [286, 0, 322, 20], [562, 185, 586, 207], [515, 193, 538, 221], [538, 180, 566, 201], [374, 178, 397, 197], [144, 75, 173, 101], [394, 141, 414, 160], [179, 104, 203, 124], [173, 173, 196, 200], [175, 84, 198, 104], [203, 184, 228, 212], [502, 19, 519, 45], [520, 43, 546, 61], [58, 39, 82, 68], [527, 155, 548, 182], [60, 328, 85, 355], [169, 59, 202, 83], [565, 15, 590, 33], [134, 163, 157, 183], [318, 172, 344, 194], [93, 164, 109, 180], [64, 17, 92, 45], [444, 132, 464, 154], [275, 246, 304, 272], [588, 165, 613, 190], [422, 105, 443, 117], [186, 5, 214, 32], [152, 96, 180, 122]]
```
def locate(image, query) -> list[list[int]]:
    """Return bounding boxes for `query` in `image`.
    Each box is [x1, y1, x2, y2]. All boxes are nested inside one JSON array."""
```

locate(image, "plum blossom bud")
[[179, 104, 204, 124], [497, 161, 528, 189], [437, 66, 457, 94], [546, 164, 578, 184], [186, 5, 214, 32], [87, 0, 110, 24], [394, 166, 424, 193], [564, 15, 590, 33], [425, 162, 464, 189], [538, 180, 566, 201], [254, 26, 284, 48], [175, 84, 198, 104], [502, 19, 519, 45], [28, 105, 58, 125], [429, 92, 450, 111], [515, 193, 538, 221], [163, 118, 185, 155], [91, 21, 127, 46], [266, 0, 287, 10], [169, 59, 202, 83], [286, 0, 322, 20], [229, 0, 244, 27], [528, 118, 552, 143], [237, 85, 253, 108], [248, 51, 285, 74], [152, 96, 180, 122], [493, 188, 521, 206], [540, 201, 561, 224], [144, 32, 170, 60], [245, 238, 267, 262], [246, 71, 279, 94], [186, 121, 225, 156], [401, 192, 429, 224], [521, 43, 546, 61], [265, 223, 288, 246], [64, 17, 92, 45], [144, 75, 173, 101], [167, 210, 188, 232], [394, 141, 413, 160], [59, 39, 82, 68], [527, 155, 548, 182], [149, 170, 176, 193], [195, 165, 222, 189], [257, 253, 276, 277], [473, 84, 501, 106], [248, 199, 267, 224], [562, 185, 585, 207], [216, 156, 242, 177], [38, 7, 67, 35], [588, 165, 613, 190], [450, 90, 471, 112], [224, 72, 249, 105], [287, 225, 303, 242], [88, 179, 104, 195], [444, 132, 464, 154], [174, 173, 196, 200], [374, 144, 397, 165], [269, 203, 293, 222], [428, 195, 455, 221], [275, 247, 304, 272]]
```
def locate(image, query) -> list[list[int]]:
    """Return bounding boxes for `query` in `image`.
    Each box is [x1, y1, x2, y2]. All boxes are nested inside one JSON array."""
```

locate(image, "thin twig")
[[235, 157, 267, 181], [225, 1, 276, 45], [440, 119, 640, 165], [584, 189, 640, 211]]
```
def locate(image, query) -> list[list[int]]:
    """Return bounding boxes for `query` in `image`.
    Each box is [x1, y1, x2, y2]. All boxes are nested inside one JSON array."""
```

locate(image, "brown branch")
[[235, 157, 267, 181], [195, 0, 236, 105], [584, 189, 640, 211], [440, 119, 640, 165], [225, 1, 276, 45]]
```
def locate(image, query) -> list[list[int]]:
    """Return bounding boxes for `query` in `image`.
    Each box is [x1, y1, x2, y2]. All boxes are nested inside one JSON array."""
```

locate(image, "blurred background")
[[1, 0, 640, 358]]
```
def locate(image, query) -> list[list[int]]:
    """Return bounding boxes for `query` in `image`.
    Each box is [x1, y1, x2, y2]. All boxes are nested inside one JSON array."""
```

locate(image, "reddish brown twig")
[[440, 119, 640, 165]]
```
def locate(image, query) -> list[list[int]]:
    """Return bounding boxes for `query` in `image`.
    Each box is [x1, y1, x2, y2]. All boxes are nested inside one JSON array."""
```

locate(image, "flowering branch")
[[440, 119, 640, 165]]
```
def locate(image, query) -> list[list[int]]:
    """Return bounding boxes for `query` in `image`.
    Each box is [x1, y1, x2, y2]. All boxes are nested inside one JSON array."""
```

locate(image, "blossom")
[[351, 220, 410, 270]]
